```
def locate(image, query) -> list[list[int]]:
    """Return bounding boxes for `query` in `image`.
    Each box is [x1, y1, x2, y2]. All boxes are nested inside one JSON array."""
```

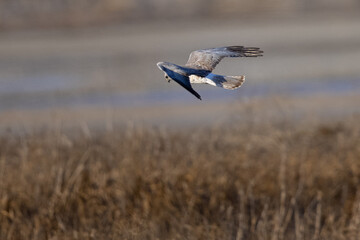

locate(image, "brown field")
[[1, 113, 360, 240]]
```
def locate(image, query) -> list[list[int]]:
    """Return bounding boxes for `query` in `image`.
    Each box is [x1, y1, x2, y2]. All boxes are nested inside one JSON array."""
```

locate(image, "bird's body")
[[189, 74, 245, 90], [157, 46, 263, 100]]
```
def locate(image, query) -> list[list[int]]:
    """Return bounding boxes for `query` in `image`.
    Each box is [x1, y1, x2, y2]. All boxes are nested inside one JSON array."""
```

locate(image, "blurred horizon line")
[[1, 0, 360, 31]]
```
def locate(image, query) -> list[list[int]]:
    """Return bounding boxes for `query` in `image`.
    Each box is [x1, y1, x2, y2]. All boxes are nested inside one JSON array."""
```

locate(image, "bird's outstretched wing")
[[171, 71, 202, 100], [185, 46, 263, 71]]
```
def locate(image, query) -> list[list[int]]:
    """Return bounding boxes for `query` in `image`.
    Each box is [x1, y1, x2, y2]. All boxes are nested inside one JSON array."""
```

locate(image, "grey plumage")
[[186, 46, 263, 71], [157, 46, 263, 100]]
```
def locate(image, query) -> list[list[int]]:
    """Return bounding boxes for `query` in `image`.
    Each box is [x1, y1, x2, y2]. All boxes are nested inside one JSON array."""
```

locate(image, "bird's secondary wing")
[[185, 46, 263, 71]]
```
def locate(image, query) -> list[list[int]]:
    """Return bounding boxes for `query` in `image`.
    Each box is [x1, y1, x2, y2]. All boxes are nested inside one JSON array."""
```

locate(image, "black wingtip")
[[188, 88, 202, 100], [194, 92, 202, 100], [243, 47, 263, 57], [227, 46, 263, 57]]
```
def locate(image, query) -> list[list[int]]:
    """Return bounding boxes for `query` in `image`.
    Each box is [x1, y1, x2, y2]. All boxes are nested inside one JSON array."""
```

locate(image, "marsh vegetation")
[[0, 115, 359, 239]]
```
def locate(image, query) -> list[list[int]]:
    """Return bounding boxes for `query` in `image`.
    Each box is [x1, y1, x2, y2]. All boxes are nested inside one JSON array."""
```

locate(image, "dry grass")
[[0, 116, 360, 240]]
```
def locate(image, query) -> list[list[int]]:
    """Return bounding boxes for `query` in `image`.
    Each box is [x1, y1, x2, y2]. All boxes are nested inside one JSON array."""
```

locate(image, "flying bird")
[[157, 46, 263, 100]]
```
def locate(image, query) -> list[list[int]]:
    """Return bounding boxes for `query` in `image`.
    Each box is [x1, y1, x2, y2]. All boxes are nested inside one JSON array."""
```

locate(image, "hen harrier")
[[157, 46, 263, 100]]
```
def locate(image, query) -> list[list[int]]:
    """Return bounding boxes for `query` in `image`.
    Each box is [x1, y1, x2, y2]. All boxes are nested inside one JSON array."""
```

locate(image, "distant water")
[[0, 73, 82, 95], [0, 77, 359, 111]]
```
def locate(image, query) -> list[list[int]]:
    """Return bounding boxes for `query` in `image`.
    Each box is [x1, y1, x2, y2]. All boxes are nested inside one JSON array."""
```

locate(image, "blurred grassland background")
[[0, 0, 360, 29], [1, 0, 360, 239]]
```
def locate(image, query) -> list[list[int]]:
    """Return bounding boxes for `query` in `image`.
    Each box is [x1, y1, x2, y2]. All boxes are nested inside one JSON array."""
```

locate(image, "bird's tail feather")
[[205, 73, 245, 90]]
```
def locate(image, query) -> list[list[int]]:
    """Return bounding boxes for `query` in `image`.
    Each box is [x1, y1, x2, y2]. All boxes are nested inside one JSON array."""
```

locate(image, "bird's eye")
[[165, 76, 168, 79]]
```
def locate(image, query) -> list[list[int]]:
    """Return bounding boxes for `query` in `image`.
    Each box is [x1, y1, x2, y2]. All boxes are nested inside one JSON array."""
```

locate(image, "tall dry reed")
[[0, 117, 359, 239]]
